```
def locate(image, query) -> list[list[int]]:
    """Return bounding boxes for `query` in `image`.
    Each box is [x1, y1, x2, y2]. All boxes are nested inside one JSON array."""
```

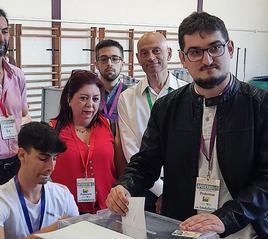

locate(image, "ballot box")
[[59, 210, 218, 239]]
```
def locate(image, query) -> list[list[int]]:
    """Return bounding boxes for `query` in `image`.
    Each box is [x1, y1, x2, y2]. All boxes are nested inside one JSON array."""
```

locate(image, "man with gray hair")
[[117, 32, 187, 213]]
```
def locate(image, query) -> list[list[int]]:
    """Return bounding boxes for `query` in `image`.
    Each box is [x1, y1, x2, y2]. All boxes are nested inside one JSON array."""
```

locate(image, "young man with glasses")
[[95, 39, 127, 121], [106, 12, 268, 238]]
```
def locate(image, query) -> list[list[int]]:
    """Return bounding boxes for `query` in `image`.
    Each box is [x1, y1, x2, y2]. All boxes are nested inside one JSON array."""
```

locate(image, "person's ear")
[[227, 40, 234, 59], [167, 47, 172, 61], [136, 52, 141, 65], [95, 61, 99, 69], [95, 57, 100, 70], [18, 148, 27, 164], [121, 58, 125, 69], [179, 50, 187, 69]]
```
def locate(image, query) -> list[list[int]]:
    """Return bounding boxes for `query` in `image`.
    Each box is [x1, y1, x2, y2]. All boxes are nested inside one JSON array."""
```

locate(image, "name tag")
[[0, 116, 17, 139], [194, 177, 220, 212], [77, 178, 96, 203]]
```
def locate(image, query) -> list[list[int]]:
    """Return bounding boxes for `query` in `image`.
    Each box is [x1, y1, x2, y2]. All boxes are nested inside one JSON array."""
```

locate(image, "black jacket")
[[118, 76, 268, 238]]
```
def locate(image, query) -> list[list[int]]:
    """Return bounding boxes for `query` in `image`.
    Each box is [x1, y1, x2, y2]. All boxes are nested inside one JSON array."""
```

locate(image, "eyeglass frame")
[[96, 55, 123, 64], [181, 40, 230, 62]]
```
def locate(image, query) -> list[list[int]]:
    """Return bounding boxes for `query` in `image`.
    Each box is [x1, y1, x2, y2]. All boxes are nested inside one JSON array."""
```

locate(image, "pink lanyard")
[[101, 82, 123, 117], [0, 91, 8, 117]]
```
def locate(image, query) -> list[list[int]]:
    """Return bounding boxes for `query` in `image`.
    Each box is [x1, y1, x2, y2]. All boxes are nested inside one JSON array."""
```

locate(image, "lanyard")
[[101, 82, 123, 118], [72, 125, 94, 178], [199, 75, 233, 179], [200, 115, 217, 180], [15, 176, 45, 234], [145, 87, 172, 111], [0, 91, 8, 117]]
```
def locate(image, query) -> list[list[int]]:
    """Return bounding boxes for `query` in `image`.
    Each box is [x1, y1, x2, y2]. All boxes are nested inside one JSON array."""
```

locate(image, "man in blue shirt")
[[95, 39, 128, 121]]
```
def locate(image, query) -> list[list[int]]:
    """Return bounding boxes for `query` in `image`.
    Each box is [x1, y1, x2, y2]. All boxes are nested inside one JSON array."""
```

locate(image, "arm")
[[23, 223, 59, 239], [118, 95, 140, 162], [118, 93, 163, 197], [17, 67, 28, 117], [117, 101, 163, 196], [24, 187, 78, 239], [0, 199, 9, 239], [114, 123, 127, 177], [0, 227, 4, 239], [65, 187, 79, 217], [22, 107, 29, 117]]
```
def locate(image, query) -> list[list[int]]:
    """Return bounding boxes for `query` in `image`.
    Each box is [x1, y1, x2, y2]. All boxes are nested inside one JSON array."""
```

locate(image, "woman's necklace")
[[75, 127, 88, 134]]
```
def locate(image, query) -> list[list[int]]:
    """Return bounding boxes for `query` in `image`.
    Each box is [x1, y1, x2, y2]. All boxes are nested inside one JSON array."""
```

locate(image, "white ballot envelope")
[[122, 197, 147, 239]]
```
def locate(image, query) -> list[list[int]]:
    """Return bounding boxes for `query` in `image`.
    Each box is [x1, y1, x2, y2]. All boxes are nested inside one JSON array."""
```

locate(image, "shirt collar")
[[140, 76, 150, 94], [168, 72, 180, 90], [2, 58, 14, 79], [104, 80, 121, 101], [140, 71, 174, 94], [191, 74, 238, 106]]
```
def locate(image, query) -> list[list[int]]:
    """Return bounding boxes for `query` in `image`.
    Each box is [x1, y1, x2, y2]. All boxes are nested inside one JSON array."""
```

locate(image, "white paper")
[[122, 197, 147, 239], [35, 221, 134, 239]]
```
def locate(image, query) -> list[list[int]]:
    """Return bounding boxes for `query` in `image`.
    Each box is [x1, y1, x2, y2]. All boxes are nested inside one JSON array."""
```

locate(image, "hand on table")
[[180, 213, 225, 234]]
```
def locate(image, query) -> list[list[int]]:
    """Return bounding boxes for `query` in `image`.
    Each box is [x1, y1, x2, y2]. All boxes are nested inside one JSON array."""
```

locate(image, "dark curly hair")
[[18, 122, 66, 154], [178, 12, 229, 51]]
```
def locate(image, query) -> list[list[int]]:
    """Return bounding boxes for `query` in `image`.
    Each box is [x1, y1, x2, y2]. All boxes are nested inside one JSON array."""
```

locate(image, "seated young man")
[[0, 122, 79, 239]]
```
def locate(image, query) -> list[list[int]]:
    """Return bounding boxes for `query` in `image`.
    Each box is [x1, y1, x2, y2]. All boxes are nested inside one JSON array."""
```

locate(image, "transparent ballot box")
[[59, 209, 219, 239]]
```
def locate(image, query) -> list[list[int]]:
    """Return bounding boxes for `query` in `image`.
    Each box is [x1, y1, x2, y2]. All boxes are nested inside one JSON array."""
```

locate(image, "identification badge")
[[172, 229, 202, 238], [77, 178, 96, 203], [0, 116, 17, 139], [194, 177, 220, 212]]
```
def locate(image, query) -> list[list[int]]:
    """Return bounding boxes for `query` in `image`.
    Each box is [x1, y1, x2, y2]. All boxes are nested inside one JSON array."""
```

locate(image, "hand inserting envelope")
[[122, 197, 147, 239]]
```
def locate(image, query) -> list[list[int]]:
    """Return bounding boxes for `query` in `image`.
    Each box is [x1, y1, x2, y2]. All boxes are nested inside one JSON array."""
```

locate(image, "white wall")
[[204, 0, 268, 80], [0, 0, 51, 26], [61, 0, 196, 27], [0, 0, 267, 118], [204, 0, 268, 30], [1, 0, 267, 81]]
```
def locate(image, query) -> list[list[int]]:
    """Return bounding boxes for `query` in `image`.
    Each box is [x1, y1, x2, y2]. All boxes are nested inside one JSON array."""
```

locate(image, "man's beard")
[[0, 42, 8, 57], [100, 68, 120, 82], [194, 74, 227, 89]]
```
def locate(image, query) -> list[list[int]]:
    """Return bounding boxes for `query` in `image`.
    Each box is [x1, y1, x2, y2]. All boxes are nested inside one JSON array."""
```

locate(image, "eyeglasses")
[[97, 55, 122, 64], [183, 41, 229, 62]]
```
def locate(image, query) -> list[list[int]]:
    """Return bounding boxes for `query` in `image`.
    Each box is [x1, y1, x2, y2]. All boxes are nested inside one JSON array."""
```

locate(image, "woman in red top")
[[51, 70, 126, 214]]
